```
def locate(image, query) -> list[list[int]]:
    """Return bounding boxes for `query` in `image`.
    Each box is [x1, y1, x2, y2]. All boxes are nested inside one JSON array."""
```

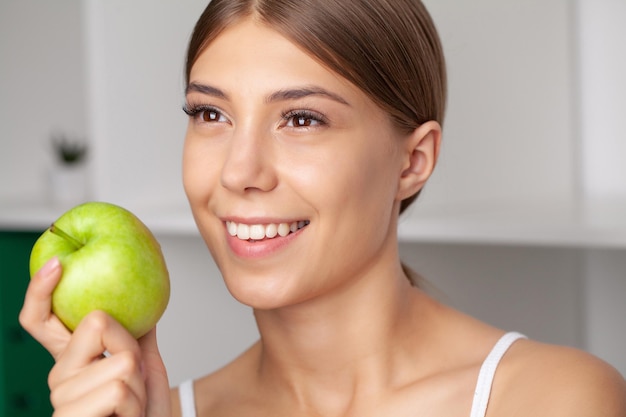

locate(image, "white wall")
[[577, 0, 626, 200], [575, 0, 626, 374], [0, 0, 87, 202], [420, 0, 576, 208], [82, 0, 208, 212], [583, 250, 626, 372]]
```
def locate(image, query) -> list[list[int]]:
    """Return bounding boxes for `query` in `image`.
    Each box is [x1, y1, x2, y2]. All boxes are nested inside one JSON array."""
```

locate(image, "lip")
[[223, 218, 309, 259]]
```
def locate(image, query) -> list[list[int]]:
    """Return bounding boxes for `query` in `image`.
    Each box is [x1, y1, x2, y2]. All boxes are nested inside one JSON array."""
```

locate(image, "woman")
[[20, 1, 626, 416]]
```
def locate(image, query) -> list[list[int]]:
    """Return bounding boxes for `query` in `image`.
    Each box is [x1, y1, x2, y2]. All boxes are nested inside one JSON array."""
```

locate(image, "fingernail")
[[40, 257, 60, 278]]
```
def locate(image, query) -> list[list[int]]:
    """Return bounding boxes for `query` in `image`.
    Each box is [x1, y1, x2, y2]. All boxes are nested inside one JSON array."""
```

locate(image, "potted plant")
[[52, 134, 88, 166], [49, 133, 89, 207]]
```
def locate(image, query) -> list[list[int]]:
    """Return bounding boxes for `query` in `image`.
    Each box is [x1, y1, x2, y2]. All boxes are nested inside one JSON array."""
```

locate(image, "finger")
[[50, 350, 147, 412], [52, 379, 143, 417], [139, 327, 173, 417], [18, 257, 72, 356], [138, 327, 163, 371], [138, 326, 158, 355], [51, 310, 142, 384]]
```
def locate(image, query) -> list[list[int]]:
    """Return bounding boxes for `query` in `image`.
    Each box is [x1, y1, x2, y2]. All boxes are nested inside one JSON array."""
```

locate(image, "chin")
[[220, 267, 311, 311]]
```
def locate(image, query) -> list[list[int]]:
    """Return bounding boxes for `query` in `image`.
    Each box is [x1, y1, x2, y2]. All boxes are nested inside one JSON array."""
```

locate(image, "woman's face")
[[183, 18, 414, 309]]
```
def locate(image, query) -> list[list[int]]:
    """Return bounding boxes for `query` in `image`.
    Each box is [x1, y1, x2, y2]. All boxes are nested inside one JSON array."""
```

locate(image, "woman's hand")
[[19, 257, 172, 417]]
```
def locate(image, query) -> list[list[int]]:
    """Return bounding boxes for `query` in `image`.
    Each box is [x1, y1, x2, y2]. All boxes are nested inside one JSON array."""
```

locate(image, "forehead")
[[189, 18, 356, 97]]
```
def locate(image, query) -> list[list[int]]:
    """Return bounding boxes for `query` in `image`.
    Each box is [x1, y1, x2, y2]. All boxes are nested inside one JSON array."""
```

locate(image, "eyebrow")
[[186, 82, 350, 106], [186, 82, 228, 99], [266, 86, 350, 106]]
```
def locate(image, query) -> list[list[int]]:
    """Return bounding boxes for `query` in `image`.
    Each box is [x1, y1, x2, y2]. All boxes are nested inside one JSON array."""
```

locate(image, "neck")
[[252, 259, 431, 415]]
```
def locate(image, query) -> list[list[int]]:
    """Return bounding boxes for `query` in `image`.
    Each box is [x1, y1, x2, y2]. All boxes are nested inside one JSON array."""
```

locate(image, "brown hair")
[[185, 1, 446, 210]]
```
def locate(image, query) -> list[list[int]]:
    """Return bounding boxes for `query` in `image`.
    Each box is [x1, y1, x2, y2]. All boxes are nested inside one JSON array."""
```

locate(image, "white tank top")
[[178, 332, 526, 417]]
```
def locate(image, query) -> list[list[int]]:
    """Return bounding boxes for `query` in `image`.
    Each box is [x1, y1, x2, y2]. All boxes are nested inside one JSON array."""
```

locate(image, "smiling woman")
[[18, 1, 626, 417], [182, 15, 440, 313]]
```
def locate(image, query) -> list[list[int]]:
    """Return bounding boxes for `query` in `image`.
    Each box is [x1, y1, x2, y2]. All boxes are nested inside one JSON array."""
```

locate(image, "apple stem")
[[50, 223, 84, 250]]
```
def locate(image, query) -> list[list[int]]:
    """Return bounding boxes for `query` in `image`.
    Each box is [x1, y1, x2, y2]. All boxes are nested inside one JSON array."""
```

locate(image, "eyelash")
[[182, 103, 328, 129], [281, 109, 328, 128], [182, 103, 224, 123]]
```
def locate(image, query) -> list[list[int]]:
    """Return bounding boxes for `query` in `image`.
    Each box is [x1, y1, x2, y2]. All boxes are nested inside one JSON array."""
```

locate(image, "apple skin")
[[29, 202, 170, 339]]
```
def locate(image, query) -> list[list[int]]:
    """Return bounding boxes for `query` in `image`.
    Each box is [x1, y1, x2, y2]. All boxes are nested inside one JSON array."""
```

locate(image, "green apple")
[[29, 201, 170, 339]]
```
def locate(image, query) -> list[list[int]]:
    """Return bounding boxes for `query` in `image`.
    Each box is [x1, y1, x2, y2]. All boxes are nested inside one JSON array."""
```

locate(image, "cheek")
[[319, 143, 398, 211], [182, 137, 220, 205]]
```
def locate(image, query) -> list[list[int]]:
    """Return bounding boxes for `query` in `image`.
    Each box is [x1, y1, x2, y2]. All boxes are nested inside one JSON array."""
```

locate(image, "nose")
[[220, 126, 278, 193]]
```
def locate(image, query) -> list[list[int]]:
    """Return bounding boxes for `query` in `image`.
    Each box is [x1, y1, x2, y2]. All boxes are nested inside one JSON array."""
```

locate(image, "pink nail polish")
[[40, 257, 61, 278]]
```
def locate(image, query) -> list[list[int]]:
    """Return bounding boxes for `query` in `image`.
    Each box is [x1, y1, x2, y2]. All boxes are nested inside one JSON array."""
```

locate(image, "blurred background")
[[1, 1, 625, 413]]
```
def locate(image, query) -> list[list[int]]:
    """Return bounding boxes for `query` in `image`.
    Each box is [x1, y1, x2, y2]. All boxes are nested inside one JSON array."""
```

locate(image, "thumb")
[[138, 327, 172, 417]]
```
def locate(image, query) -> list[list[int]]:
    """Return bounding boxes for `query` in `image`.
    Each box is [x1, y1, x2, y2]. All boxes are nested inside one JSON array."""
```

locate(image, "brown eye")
[[202, 109, 221, 122], [182, 104, 227, 124], [284, 110, 327, 128], [293, 116, 313, 127]]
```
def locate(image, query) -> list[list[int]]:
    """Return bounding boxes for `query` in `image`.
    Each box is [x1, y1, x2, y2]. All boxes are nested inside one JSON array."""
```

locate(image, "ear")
[[396, 121, 441, 201]]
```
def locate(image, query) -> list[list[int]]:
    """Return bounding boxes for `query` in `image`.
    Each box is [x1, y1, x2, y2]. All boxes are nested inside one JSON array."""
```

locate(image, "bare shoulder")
[[169, 364, 250, 417], [170, 342, 263, 417], [491, 338, 626, 417]]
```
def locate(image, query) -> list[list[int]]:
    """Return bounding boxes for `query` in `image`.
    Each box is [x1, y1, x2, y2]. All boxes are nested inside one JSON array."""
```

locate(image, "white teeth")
[[227, 221, 237, 236], [265, 223, 278, 238], [226, 220, 309, 241], [277, 223, 290, 237], [237, 223, 250, 240], [249, 224, 265, 240]]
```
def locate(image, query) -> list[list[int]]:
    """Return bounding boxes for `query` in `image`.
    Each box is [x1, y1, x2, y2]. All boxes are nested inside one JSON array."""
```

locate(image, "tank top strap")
[[178, 332, 526, 417], [469, 332, 527, 417], [179, 379, 197, 417]]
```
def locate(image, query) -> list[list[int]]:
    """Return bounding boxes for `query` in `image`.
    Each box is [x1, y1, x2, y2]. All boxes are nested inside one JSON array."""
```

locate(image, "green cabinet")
[[0, 231, 54, 416]]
